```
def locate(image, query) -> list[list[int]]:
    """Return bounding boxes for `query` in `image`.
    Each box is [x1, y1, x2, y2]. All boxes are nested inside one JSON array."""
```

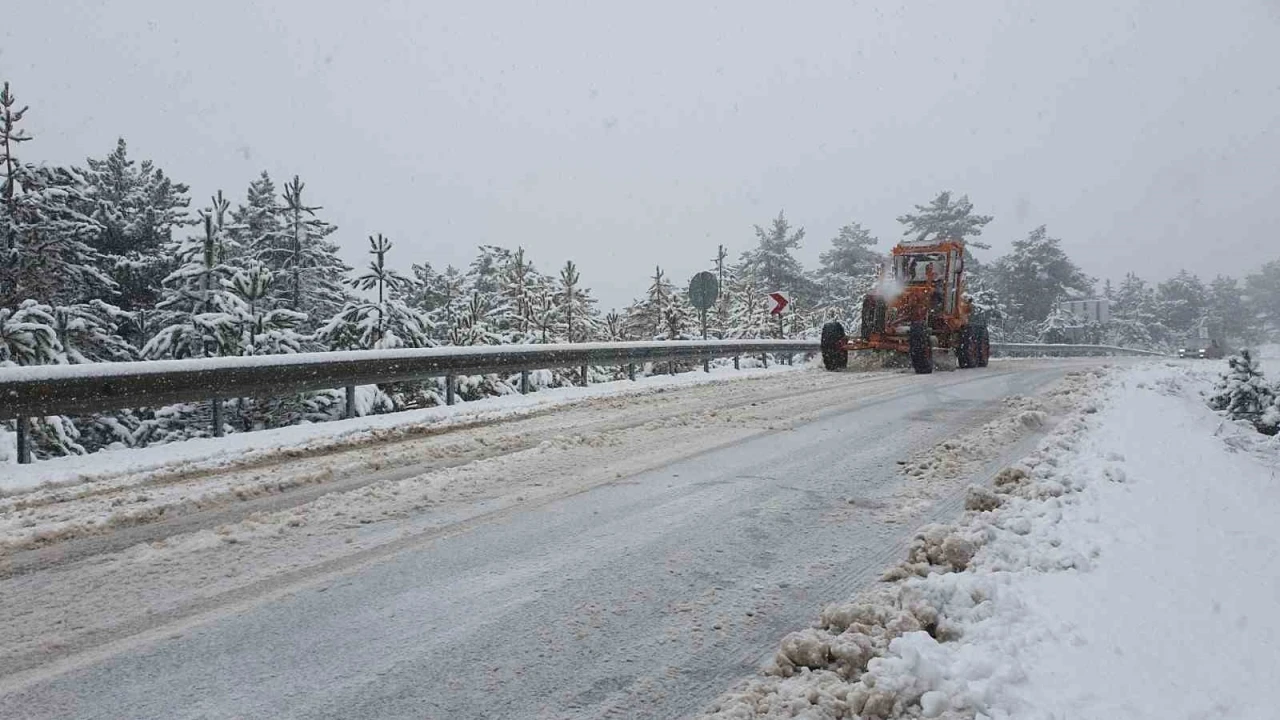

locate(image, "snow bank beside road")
[[0, 362, 806, 495], [700, 361, 1280, 719]]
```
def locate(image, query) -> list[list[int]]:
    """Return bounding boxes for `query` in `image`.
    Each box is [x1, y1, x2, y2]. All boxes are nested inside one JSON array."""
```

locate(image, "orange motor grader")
[[820, 237, 989, 374]]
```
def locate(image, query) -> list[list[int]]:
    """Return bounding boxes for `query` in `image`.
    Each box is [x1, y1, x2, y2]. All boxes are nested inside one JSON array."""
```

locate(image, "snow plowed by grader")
[[821, 237, 990, 374]]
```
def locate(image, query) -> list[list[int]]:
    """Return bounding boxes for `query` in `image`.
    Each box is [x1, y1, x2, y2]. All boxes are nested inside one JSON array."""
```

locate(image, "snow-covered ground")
[[700, 359, 1280, 719], [0, 361, 808, 494], [1, 362, 922, 678], [1, 358, 1113, 719]]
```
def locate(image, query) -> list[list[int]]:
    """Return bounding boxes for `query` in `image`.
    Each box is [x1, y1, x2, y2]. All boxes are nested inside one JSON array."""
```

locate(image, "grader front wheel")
[[909, 322, 934, 374], [821, 321, 849, 371]]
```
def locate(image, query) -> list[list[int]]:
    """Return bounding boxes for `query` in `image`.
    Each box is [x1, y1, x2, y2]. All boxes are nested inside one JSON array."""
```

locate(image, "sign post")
[[769, 291, 790, 364], [688, 271, 720, 373], [769, 291, 789, 336]]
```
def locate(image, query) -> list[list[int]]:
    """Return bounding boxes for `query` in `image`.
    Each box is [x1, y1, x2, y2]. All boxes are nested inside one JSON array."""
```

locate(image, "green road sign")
[[688, 271, 719, 311]]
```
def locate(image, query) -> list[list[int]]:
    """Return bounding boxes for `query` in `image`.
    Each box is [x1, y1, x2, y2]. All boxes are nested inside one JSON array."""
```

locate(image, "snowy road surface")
[[699, 359, 1280, 719], [0, 360, 1113, 719]]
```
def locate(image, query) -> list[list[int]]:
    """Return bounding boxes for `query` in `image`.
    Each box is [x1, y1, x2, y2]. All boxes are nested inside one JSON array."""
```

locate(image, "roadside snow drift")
[[700, 361, 1280, 719], [0, 362, 806, 495]]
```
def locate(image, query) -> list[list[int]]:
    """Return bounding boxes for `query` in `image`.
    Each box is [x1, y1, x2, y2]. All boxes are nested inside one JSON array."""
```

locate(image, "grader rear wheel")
[[975, 325, 991, 367], [955, 326, 975, 369]]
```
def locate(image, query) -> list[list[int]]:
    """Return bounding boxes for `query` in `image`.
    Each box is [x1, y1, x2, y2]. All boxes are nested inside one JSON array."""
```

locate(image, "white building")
[[1057, 298, 1110, 325]]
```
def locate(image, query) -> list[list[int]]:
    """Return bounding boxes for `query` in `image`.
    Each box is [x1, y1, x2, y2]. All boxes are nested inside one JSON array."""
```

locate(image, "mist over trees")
[[3, 80, 1278, 457]]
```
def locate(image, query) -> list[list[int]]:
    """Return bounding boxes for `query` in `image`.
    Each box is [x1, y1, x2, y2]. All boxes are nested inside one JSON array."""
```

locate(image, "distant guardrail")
[[0, 339, 1163, 463], [990, 343, 1166, 358]]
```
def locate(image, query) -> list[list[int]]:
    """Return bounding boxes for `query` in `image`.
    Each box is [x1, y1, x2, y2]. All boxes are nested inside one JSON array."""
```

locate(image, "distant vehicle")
[[1178, 339, 1225, 359]]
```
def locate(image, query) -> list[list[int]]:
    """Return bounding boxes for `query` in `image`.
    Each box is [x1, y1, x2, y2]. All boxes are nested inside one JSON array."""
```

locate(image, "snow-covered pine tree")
[[725, 261, 773, 340], [0, 298, 136, 455], [222, 261, 319, 431], [50, 300, 137, 364], [1, 79, 30, 269], [1, 85, 112, 310], [0, 301, 58, 366], [1111, 273, 1147, 318], [455, 290, 505, 347], [397, 261, 444, 315], [228, 171, 282, 264], [896, 191, 993, 248], [817, 222, 882, 324], [318, 234, 429, 351], [1207, 275, 1252, 346], [497, 247, 543, 344], [78, 137, 192, 313], [1037, 304, 1074, 344], [625, 266, 676, 340], [443, 245, 517, 346], [964, 274, 1007, 327], [710, 244, 731, 338], [662, 289, 694, 341], [448, 288, 520, 399], [227, 262, 307, 356], [597, 309, 631, 380], [1105, 273, 1165, 349], [555, 260, 599, 343], [206, 190, 234, 264], [782, 294, 813, 339], [603, 310, 625, 341], [738, 211, 818, 306], [314, 235, 433, 410], [255, 176, 351, 336], [531, 283, 560, 344], [143, 208, 242, 359], [1155, 270, 1208, 339], [467, 245, 511, 298], [1209, 350, 1277, 434], [990, 225, 1093, 323], [6, 165, 114, 307], [1105, 316, 1154, 350], [0, 88, 146, 454], [425, 265, 470, 345]]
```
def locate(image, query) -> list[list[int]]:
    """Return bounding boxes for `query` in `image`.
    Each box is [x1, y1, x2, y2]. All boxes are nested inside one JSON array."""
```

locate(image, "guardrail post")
[[734, 356, 740, 370], [628, 363, 636, 381], [762, 353, 769, 368], [520, 370, 530, 395], [703, 358, 710, 373], [580, 364, 589, 387], [344, 385, 356, 419], [211, 398, 223, 438], [446, 374, 456, 406], [16, 417, 31, 465]]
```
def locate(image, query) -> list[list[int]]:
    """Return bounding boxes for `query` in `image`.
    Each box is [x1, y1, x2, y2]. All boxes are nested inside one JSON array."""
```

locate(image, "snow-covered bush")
[[1036, 305, 1074, 344], [1209, 350, 1278, 435]]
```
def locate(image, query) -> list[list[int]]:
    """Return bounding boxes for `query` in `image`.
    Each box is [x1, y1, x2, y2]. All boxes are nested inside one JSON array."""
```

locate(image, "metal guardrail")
[[0, 338, 816, 420], [0, 338, 1163, 464], [990, 343, 1167, 358]]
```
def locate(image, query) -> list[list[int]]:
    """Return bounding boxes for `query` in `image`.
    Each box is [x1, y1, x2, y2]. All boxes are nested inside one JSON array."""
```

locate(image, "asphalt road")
[[0, 361, 1101, 720]]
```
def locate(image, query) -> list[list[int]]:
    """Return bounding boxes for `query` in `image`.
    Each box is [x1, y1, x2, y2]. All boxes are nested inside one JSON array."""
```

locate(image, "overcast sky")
[[4, 0, 1279, 309]]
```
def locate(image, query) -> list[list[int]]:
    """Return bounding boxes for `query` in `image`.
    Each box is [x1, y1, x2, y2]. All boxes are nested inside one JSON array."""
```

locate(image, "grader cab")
[[821, 238, 989, 374]]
